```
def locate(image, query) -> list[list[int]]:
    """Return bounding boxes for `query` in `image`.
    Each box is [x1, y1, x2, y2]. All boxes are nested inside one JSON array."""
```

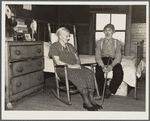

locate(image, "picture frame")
[[24, 33, 31, 41]]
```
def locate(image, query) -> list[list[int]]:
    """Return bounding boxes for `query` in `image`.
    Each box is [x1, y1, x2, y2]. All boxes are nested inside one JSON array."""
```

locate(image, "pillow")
[[122, 55, 135, 60], [51, 33, 58, 43]]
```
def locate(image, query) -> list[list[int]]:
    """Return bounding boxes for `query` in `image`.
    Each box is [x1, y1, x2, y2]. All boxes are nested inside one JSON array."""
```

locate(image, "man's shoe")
[[105, 93, 111, 99], [105, 88, 111, 99]]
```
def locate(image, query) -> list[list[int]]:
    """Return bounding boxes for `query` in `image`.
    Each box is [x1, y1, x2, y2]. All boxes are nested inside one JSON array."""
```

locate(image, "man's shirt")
[[95, 37, 122, 68]]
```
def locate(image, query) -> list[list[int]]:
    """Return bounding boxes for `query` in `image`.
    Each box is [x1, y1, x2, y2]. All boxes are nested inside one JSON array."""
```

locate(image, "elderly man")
[[95, 23, 124, 99]]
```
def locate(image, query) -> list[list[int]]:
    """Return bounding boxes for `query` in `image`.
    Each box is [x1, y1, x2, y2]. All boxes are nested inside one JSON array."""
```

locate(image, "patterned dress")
[[49, 41, 95, 93]]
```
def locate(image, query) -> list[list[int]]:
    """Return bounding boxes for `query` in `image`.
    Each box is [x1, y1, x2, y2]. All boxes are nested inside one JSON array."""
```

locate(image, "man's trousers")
[[95, 57, 124, 94]]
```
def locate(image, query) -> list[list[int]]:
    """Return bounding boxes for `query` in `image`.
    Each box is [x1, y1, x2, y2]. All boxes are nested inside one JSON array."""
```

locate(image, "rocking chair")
[[48, 23, 100, 105]]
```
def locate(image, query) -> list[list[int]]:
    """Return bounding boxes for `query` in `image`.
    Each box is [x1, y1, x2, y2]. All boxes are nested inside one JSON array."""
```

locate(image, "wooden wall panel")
[[130, 23, 146, 60], [125, 5, 132, 56], [76, 25, 89, 54], [89, 14, 95, 55], [132, 5, 146, 23], [58, 6, 90, 24]]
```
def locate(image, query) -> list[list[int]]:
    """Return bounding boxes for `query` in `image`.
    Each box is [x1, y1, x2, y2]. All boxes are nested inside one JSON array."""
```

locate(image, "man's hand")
[[106, 65, 113, 73], [102, 65, 108, 73], [102, 65, 113, 73]]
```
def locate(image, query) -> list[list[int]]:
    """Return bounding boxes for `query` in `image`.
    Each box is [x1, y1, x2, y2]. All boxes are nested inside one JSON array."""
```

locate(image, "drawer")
[[10, 70, 44, 95], [11, 58, 44, 77], [10, 44, 43, 61]]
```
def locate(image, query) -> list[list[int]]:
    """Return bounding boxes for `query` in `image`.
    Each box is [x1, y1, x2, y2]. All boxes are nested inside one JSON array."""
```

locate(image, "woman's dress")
[[49, 41, 95, 93]]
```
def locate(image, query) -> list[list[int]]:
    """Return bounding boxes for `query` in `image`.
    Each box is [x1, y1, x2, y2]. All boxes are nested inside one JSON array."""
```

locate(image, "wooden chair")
[[47, 23, 100, 105]]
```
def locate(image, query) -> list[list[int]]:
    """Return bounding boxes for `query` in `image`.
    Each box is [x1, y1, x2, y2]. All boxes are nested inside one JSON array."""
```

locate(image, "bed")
[[44, 40, 145, 98], [79, 54, 145, 87]]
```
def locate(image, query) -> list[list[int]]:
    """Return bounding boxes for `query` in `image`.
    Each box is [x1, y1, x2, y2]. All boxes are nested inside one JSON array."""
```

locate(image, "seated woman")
[[49, 27, 101, 111]]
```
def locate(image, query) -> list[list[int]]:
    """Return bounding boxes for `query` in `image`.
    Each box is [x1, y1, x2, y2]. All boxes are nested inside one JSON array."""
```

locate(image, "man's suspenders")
[[100, 38, 117, 51]]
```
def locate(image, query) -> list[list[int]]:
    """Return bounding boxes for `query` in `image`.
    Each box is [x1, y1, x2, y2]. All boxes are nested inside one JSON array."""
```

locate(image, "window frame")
[[95, 13, 127, 41]]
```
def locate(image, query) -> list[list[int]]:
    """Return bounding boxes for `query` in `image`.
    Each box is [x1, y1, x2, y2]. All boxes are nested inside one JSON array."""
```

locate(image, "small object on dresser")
[[25, 34, 31, 41], [7, 16, 17, 27], [5, 37, 13, 41], [17, 33, 25, 41]]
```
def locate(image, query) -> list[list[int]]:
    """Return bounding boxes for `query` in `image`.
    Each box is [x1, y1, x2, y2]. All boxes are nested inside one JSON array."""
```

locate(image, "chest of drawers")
[[5, 41, 44, 109]]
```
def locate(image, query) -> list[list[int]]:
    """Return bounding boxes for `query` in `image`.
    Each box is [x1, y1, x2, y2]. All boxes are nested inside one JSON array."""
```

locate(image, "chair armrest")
[[81, 63, 97, 67], [55, 65, 68, 68]]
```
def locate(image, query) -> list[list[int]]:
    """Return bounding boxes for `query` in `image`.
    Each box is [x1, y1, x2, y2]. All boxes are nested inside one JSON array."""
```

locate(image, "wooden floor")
[[9, 73, 146, 111]]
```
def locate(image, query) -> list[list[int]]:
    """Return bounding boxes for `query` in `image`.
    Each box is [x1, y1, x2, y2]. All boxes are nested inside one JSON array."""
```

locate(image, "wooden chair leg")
[[64, 66, 72, 105], [56, 79, 60, 98], [92, 65, 101, 100], [54, 65, 60, 98], [66, 82, 71, 104], [134, 78, 138, 100], [94, 75, 101, 98]]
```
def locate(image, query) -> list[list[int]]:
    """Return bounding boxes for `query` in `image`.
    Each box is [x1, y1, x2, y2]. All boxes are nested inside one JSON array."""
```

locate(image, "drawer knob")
[[17, 67, 23, 72], [15, 50, 21, 55], [38, 62, 42, 66], [17, 82, 22, 87], [38, 76, 42, 80], [37, 49, 41, 53]]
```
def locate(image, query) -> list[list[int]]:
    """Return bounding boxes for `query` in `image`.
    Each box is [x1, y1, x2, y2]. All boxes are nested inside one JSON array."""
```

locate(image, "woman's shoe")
[[83, 103, 97, 111], [92, 104, 103, 109], [88, 91, 102, 109]]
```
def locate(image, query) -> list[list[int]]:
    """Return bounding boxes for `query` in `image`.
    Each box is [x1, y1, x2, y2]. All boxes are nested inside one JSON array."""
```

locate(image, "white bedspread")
[[44, 42, 145, 87]]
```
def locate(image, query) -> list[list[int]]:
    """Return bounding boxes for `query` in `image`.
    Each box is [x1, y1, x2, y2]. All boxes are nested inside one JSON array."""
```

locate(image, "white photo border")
[[1, 1, 149, 120]]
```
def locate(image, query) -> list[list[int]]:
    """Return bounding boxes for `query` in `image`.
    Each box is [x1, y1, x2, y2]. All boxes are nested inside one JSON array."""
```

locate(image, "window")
[[95, 13, 126, 44]]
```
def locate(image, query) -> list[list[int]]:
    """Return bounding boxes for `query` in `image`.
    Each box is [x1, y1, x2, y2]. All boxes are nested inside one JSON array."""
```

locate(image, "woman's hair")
[[56, 27, 70, 37]]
